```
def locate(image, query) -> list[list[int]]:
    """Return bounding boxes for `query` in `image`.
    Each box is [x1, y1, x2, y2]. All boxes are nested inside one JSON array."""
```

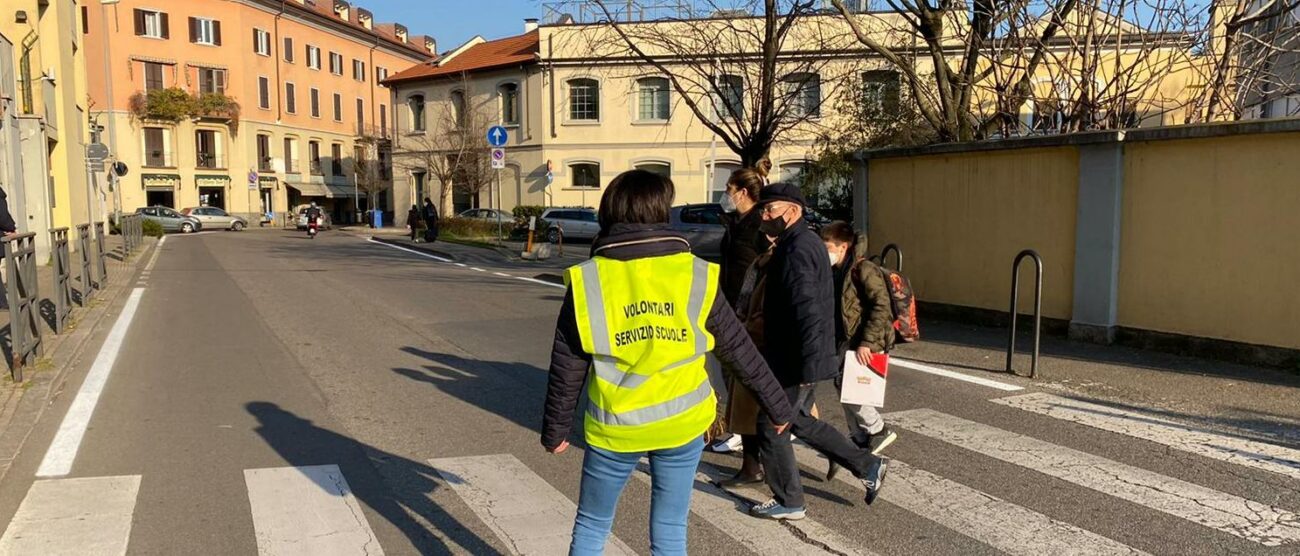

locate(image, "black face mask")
[[758, 214, 789, 237]]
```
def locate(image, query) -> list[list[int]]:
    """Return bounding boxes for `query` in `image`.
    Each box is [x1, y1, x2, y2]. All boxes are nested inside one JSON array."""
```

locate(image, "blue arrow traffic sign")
[[486, 126, 509, 147]]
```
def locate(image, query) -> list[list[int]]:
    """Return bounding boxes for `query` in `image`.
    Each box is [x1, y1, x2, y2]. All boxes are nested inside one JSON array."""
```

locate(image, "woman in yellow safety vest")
[[542, 169, 795, 555]]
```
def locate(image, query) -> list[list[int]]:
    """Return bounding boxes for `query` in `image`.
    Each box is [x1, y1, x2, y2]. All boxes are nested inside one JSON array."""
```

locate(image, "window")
[[82, 7, 89, 34], [143, 62, 165, 92], [637, 77, 670, 121], [309, 141, 322, 174], [285, 83, 296, 114], [257, 77, 270, 109], [353, 146, 366, 177], [500, 83, 520, 125], [782, 73, 821, 118], [197, 67, 225, 95], [680, 206, 723, 225], [569, 162, 600, 188], [333, 93, 342, 121], [450, 90, 467, 128], [309, 88, 320, 118], [283, 137, 299, 173], [379, 104, 388, 137], [568, 79, 600, 121], [709, 162, 742, 202], [195, 129, 223, 169], [329, 52, 343, 75], [409, 95, 426, 132], [715, 74, 743, 119], [634, 162, 670, 178], [256, 134, 272, 171], [862, 70, 900, 117], [376, 67, 389, 83], [143, 127, 170, 167], [353, 59, 366, 81], [306, 45, 320, 70], [331, 144, 343, 176], [253, 28, 271, 56], [189, 17, 221, 46], [356, 98, 365, 133], [778, 161, 811, 188], [133, 9, 169, 39], [283, 37, 294, 62]]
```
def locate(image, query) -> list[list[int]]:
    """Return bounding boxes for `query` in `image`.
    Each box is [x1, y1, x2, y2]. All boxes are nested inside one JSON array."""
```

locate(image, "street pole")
[[99, 0, 122, 227], [495, 169, 503, 242]]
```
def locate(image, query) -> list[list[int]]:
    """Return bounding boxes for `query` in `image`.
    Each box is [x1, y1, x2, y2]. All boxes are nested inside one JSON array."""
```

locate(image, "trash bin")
[[372, 209, 383, 228]]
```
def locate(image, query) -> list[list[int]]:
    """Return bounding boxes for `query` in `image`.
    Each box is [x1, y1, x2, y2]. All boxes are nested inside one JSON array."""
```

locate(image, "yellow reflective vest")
[[567, 252, 720, 452]]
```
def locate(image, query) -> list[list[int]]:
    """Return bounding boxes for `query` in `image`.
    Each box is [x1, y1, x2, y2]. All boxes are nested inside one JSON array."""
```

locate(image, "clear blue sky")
[[375, 1, 544, 52]]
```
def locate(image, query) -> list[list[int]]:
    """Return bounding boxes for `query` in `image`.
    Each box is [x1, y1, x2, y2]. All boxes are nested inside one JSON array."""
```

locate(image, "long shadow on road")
[[392, 347, 554, 439], [246, 401, 503, 555]]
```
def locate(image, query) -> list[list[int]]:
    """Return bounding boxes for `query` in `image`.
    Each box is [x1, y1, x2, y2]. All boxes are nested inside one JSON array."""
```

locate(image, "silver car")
[[458, 208, 512, 222], [540, 208, 599, 243], [669, 204, 726, 261], [182, 207, 247, 231], [137, 206, 202, 234]]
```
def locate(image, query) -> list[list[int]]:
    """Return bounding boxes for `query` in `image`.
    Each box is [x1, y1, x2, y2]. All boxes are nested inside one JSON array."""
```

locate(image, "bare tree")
[[393, 74, 496, 217], [352, 130, 390, 220], [577, 1, 859, 165], [1188, 0, 1300, 122]]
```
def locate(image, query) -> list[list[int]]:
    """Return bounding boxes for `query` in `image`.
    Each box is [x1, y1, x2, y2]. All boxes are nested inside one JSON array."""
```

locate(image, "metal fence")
[[121, 214, 143, 258], [4, 233, 42, 381], [76, 223, 94, 304], [50, 228, 72, 334], [95, 221, 108, 286]]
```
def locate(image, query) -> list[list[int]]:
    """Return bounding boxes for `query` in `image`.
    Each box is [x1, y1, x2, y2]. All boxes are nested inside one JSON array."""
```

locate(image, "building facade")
[[81, 0, 435, 225], [1, 0, 94, 260]]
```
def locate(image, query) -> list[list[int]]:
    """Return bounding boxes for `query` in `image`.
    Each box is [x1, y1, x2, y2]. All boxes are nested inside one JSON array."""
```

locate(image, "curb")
[[0, 239, 157, 484], [368, 236, 458, 261]]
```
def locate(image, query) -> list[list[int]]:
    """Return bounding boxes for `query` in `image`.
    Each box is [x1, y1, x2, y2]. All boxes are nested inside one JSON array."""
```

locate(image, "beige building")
[[82, 0, 435, 225], [1, 0, 94, 259]]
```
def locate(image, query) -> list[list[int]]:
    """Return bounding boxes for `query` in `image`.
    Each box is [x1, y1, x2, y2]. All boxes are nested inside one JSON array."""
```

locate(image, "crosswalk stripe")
[[430, 454, 635, 555], [244, 465, 385, 556], [0, 475, 140, 555], [631, 461, 874, 555], [887, 408, 1300, 546], [787, 442, 1144, 555], [992, 392, 1300, 481]]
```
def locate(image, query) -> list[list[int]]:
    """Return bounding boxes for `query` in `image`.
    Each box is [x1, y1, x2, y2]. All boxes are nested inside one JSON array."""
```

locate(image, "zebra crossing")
[[2, 391, 1298, 555]]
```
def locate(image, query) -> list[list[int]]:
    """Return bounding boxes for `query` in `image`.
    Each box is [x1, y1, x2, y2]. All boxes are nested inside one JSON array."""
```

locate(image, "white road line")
[[788, 442, 1143, 555], [471, 267, 486, 272], [668, 461, 875, 555], [887, 409, 1300, 546], [430, 454, 635, 555], [993, 392, 1300, 481], [891, 358, 1024, 391], [368, 239, 568, 290], [0, 475, 141, 555], [244, 465, 384, 556], [37, 289, 145, 477], [493, 272, 512, 278], [454, 263, 467, 267]]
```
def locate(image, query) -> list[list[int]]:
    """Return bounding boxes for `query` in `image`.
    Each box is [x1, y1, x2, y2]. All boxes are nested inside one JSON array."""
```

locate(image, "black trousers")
[[756, 382, 878, 508]]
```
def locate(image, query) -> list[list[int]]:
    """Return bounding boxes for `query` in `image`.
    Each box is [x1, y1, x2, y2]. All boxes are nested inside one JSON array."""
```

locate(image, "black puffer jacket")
[[762, 222, 838, 387], [720, 209, 769, 305], [542, 224, 795, 450]]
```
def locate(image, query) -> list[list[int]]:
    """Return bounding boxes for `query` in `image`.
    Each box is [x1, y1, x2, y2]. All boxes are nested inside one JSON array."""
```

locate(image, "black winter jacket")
[[541, 224, 795, 450], [720, 209, 770, 305], [762, 222, 838, 387]]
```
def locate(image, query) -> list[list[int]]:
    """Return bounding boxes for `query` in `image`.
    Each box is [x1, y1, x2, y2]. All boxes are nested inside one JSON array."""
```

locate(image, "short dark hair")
[[598, 169, 675, 231], [820, 221, 857, 245]]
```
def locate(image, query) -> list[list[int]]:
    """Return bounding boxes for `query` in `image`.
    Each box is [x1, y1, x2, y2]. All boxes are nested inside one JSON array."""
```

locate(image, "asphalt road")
[[0, 229, 1296, 555]]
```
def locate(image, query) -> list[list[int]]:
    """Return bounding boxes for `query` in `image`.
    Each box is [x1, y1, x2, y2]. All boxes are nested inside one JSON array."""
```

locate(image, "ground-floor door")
[[199, 187, 226, 210], [146, 188, 175, 209]]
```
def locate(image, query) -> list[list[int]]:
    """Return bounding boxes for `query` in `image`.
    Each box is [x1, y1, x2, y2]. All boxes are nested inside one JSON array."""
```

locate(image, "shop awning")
[[286, 181, 361, 198], [323, 184, 361, 198]]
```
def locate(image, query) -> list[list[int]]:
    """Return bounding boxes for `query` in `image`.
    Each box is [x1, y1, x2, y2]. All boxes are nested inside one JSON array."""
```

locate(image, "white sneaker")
[[707, 435, 744, 453]]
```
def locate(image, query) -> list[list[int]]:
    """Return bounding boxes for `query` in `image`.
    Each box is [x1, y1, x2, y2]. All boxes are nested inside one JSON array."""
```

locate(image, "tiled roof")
[[286, 1, 432, 60], [384, 31, 539, 85]]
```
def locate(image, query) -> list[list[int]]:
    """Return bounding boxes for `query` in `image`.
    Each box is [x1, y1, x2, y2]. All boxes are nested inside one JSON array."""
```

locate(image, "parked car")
[[137, 206, 202, 233], [457, 208, 513, 222], [669, 204, 726, 261], [182, 206, 247, 231], [540, 208, 599, 243], [803, 206, 833, 232], [294, 205, 332, 230]]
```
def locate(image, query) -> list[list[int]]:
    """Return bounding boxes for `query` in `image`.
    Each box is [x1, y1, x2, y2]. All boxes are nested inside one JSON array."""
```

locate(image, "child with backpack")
[[820, 222, 908, 480]]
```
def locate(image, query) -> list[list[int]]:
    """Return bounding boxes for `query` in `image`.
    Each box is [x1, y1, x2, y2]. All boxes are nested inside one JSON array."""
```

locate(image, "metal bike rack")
[[95, 221, 108, 288], [1006, 249, 1043, 378], [51, 228, 72, 334], [76, 224, 94, 304], [4, 233, 43, 381], [880, 243, 903, 272]]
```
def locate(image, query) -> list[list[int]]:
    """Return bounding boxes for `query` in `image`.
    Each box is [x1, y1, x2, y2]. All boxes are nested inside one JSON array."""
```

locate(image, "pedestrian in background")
[[542, 169, 793, 555], [749, 183, 887, 521], [821, 221, 899, 482], [421, 197, 439, 243], [406, 205, 422, 242]]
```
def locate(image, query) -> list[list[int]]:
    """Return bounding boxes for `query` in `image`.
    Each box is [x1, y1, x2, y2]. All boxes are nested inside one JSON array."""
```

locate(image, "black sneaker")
[[826, 460, 840, 482], [861, 457, 887, 505], [866, 427, 898, 455]]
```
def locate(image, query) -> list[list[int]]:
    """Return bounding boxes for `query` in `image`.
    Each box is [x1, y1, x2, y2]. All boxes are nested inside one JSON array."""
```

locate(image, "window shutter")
[[284, 38, 294, 62], [212, 21, 222, 45], [133, 9, 145, 35], [216, 70, 225, 94], [252, 29, 259, 53], [160, 13, 170, 39], [188, 17, 197, 43]]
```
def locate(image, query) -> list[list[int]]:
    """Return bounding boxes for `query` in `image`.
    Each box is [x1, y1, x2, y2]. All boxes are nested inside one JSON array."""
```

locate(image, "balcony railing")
[[196, 152, 225, 169], [144, 151, 174, 168], [310, 160, 323, 175]]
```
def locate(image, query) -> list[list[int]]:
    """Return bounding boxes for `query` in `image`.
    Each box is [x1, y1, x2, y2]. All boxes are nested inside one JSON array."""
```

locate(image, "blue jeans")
[[570, 436, 704, 556]]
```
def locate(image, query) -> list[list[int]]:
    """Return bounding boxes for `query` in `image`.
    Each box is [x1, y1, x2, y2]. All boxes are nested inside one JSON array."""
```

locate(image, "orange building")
[[81, 0, 435, 225]]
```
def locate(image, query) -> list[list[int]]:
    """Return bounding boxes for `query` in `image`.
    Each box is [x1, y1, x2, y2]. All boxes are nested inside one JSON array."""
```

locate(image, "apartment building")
[[1, 0, 94, 260], [82, 0, 435, 225]]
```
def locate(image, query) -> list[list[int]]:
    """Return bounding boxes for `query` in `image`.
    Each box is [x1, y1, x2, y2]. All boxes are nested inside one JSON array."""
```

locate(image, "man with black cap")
[[747, 182, 887, 521]]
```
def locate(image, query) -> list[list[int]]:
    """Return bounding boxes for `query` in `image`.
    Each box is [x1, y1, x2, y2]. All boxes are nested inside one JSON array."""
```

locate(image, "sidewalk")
[[0, 234, 156, 483], [348, 227, 587, 270]]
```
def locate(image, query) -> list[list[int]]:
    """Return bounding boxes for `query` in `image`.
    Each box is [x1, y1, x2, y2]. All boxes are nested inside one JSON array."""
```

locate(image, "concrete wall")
[[855, 120, 1300, 363]]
